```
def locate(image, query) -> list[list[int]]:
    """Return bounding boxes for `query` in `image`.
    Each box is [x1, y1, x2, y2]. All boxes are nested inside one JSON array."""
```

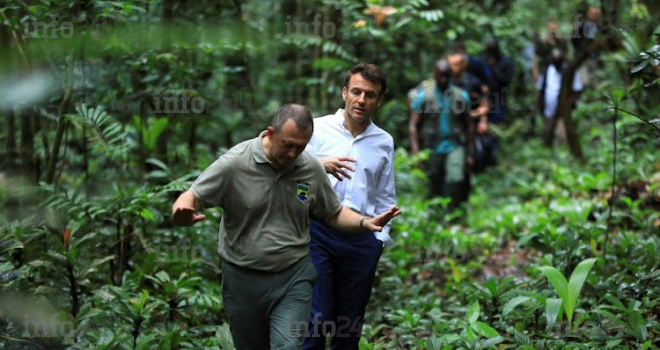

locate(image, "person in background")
[[572, 6, 602, 88], [536, 48, 583, 147], [448, 51, 498, 174], [533, 21, 568, 82], [532, 20, 569, 135], [448, 52, 490, 133], [409, 59, 473, 212], [452, 40, 493, 89], [481, 38, 514, 124]]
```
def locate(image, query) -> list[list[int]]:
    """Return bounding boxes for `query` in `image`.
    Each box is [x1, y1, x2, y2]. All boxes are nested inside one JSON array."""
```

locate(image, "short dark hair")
[[447, 50, 468, 63], [343, 63, 387, 96], [271, 104, 314, 132], [452, 41, 466, 53]]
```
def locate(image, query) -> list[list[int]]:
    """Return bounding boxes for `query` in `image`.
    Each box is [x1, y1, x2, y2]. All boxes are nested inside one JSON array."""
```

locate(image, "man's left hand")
[[363, 206, 401, 232]]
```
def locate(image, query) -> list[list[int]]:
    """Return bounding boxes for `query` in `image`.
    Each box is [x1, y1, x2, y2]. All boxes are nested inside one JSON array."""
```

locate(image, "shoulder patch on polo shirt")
[[296, 181, 311, 203]]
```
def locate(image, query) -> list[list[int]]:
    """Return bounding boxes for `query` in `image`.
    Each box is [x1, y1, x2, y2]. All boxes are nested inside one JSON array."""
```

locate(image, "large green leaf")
[[135, 333, 157, 350], [604, 294, 626, 309], [141, 117, 169, 150], [545, 298, 563, 328], [565, 258, 597, 325], [612, 88, 626, 103], [629, 309, 648, 341], [1, 240, 23, 255], [502, 296, 534, 316], [539, 258, 597, 326], [80, 255, 116, 278], [477, 336, 504, 349], [473, 321, 499, 338], [467, 302, 480, 324], [538, 266, 568, 302], [426, 337, 442, 350]]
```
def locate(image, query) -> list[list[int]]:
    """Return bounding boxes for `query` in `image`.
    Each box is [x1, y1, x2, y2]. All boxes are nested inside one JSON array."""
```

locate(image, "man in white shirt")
[[303, 63, 396, 349], [536, 48, 583, 146]]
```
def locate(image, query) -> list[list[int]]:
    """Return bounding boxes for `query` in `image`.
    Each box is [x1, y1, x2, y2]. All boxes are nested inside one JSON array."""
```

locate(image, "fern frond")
[[68, 103, 133, 162]]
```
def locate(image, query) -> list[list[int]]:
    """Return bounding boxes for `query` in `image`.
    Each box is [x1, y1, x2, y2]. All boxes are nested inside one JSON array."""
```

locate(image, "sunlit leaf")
[[467, 302, 480, 324], [545, 298, 563, 328]]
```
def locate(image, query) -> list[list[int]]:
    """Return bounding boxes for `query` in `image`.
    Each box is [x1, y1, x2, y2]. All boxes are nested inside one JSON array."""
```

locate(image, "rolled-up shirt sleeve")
[[190, 156, 232, 208]]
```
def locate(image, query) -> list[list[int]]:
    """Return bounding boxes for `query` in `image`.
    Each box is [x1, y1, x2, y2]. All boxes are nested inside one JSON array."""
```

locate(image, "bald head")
[[266, 104, 314, 169], [435, 59, 450, 72], [433, 59, 452, 91], [271, 104, 314, 133]]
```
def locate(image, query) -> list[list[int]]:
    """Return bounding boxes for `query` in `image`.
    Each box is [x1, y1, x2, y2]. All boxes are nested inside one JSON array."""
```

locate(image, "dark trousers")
[[427, 148, 467, 211], [222, 256, 317, 350], [303, 219, 383, 350], [543, 115, 559, 147]]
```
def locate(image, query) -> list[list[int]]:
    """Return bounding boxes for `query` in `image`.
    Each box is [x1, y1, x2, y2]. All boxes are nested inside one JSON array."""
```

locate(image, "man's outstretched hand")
[[320, 157, 357, 181], [363, 206, 402, 232], [171, 207, 206, 226]]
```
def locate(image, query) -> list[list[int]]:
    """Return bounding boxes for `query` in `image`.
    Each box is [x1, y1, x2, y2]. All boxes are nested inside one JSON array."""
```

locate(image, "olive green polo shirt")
[[190, 131, 343, 272]]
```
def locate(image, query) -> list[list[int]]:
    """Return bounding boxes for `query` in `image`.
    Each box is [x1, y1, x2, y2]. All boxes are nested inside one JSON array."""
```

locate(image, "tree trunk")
[[229, 0, 255, 147], [0, 15, 15, 173], [555, 59, 584, 160], [294, 0, 304, 103], [555, 0, 620, 160], [323, 6, 343, 111], [20, 110, 36, 181], [4, 109, 17, 172], [2, 9, 35, 179], [46, 55, 75, 184]]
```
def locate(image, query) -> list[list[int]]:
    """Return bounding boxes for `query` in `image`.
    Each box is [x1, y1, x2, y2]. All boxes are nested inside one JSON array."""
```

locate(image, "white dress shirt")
[[306, 109, 397, 245], [536, 63, 583, 118]]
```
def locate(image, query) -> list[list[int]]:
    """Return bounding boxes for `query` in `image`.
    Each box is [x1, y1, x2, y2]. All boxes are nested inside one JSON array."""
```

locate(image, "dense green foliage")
[[1, 0, 659, 349]]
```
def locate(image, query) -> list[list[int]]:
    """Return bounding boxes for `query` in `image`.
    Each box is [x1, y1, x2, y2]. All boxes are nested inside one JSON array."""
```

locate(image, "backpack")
[[473, 133, 499, 173], [414, 79, 469, 150]]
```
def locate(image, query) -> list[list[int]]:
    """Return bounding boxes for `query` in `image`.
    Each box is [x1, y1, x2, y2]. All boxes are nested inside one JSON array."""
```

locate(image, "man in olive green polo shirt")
[[171, 104, 400, 350]]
